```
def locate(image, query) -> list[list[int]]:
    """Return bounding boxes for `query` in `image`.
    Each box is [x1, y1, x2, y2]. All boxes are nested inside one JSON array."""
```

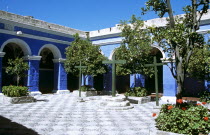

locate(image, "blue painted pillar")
[[25, 56, 42, 95], [205, 80, 210, 91], [53, 58, 69, 94], [0, 52, 5, 93], [130, 74, 145, 88], [163, 64, 177, 96], [82, 75, 94, 87]]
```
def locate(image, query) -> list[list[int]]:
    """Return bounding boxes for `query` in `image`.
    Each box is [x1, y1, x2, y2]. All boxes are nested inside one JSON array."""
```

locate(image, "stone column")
[[24, 56, 42, 96], [53, 58, 69, 94], [0, 52, 5, 95], [130, 74, 145, 88], [161, 63, 177, 103]]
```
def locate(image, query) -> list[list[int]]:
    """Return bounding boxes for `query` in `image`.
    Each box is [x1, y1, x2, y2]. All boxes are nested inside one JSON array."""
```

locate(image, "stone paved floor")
[[0, 94, 182, 135]]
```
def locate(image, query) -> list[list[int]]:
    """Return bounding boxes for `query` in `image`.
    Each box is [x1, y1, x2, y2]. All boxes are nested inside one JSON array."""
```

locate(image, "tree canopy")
[[141, 0, 209, 99], [115, 15, 154, 77], [64, 33, 107, 77], [6, 57, 29, 86]]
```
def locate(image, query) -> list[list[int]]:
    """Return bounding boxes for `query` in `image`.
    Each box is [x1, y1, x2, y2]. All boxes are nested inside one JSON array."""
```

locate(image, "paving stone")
[[0, 94, 184, 135]]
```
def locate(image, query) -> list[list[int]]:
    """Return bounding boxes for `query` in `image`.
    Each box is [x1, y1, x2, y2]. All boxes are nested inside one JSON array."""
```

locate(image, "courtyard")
[[0, 94, 182, 135]]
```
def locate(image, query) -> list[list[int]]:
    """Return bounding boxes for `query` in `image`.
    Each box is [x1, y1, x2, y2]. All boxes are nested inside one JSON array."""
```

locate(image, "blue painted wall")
[[14, 26, 74, 42], [0, 33, 69, 58]]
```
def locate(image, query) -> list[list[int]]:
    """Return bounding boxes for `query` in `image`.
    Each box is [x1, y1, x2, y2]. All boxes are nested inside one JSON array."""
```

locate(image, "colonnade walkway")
[[0, 94, 182, 135]]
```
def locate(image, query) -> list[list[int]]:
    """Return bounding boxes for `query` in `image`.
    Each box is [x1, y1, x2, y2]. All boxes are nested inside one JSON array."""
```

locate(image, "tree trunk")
[[17, 75, 20, 86], [175, 46, 185, 100], [166, 0, 175, 28]]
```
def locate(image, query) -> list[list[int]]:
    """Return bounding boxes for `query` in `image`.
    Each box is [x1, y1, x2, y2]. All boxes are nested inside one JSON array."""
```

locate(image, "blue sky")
[[0, 0, 191, 31]]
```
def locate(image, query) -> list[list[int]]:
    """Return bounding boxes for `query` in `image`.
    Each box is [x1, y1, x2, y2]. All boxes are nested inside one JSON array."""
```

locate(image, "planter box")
[[126, 96, 151, 104], [0, 95, 36, 104], [72, 90, 98, 97]]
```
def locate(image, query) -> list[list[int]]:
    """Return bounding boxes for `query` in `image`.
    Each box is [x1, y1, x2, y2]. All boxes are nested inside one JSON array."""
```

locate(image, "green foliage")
[[115, 15, 154, 77], [141, 0, 209, 99], [5, 58, 29, 86], [187, 44, 210, 80], [80, 85, 94, 92], [64, 33, 107, 77], [141, 0, 168, 17], [156, 104, 210, 135], [199, 90, 210, 103], [2, 85, 29, 97], [125, 87, 147, 97]]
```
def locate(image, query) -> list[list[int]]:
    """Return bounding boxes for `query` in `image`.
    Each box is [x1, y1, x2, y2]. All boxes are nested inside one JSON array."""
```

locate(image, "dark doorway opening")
[[145, 48, 163, 94], [39, 48, 54, 94]]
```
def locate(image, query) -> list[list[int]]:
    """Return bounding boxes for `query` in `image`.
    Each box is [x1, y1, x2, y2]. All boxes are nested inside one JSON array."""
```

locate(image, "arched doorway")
[[145, 47, 163, 94], [39, 48, 54, 94], [2, 43, 24, 86]]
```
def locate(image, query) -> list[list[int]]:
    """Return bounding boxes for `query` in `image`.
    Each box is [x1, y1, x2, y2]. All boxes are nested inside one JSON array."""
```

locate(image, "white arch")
[[0, 38, 32, 56], [38, 44, 62, 59], [109, 49, 117, 60], [151, 44, 166, 59]]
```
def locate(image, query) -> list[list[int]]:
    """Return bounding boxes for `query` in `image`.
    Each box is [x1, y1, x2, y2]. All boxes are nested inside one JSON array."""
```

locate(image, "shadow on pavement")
[[36, 99, 49, 102], [0, 116, 39, 135]]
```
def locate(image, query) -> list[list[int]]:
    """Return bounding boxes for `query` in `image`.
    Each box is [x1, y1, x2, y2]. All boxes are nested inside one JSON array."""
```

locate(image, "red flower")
[[197, 103, 201, 106], [176, 99, 183, 104], [202, 102, 207, 105], [203, 117, 209, 121], [167, 105, 173, 110], [181, 107, 187, 111], [152, 113, 156, 117]]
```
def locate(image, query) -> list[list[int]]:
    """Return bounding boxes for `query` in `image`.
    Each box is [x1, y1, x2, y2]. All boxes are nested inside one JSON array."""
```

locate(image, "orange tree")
[[142, 0, 209, 100]]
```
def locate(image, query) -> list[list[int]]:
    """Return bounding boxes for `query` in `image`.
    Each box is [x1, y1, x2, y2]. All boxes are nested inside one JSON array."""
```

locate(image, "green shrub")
[[199, 90, 210, 103], [80, 85, 94, 92], [2, 85, 29, 97], [125, 87, 147, 97], [156, 103, 210, 135]]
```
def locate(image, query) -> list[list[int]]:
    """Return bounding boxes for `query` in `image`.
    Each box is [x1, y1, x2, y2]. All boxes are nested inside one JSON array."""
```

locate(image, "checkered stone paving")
[[0, 94, 182, 135]]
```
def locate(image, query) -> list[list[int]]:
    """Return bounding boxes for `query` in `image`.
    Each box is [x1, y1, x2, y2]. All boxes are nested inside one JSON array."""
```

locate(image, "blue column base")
[[53, 60, 68, 91], [26, 56, 42, 93], [130, 74, 145, 88], [82, 75, 94, 87], [205, 80, 210, 91], [53, 90, 70, 94], [29, 91, 42, 96], [163, 65, 177, 96]]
